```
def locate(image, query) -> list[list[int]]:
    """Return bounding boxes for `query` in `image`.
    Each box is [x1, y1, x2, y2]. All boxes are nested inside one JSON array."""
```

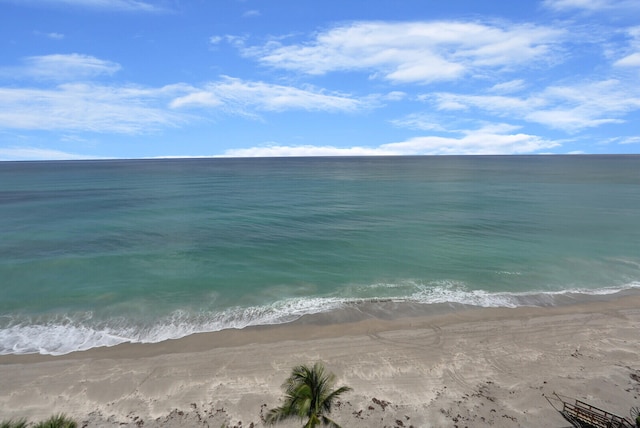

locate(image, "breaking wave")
[[1, 281, 638, 356]]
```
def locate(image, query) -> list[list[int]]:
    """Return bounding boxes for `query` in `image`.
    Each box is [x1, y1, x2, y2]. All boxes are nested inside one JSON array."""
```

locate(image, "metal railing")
[[561, 398, 634, 428]]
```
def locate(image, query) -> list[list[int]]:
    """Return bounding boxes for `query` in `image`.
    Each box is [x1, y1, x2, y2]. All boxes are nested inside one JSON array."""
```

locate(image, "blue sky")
[[1, 0, 639, 160]]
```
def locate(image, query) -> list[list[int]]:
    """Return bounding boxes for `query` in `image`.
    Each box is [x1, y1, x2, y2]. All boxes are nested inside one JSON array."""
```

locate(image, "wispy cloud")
[[0, 74, 368, 134], [0, 54, 122, 81], [219, 123, 560, 157], [428, 79, 640, 132], [33, 31, 65, 40], [542, 0, 640, 12], [243, 9, 260, 18], [390, 113, 447, 132], [614, 27, 640, 68], [620, 136, 640, 145], [0, 146, 98, 161], [608, 136, 640, 145], [428, 92, 539, 114], [209, 34, 249, 49], [219, 144, 398, 158], [2, 0, 165, 12], [380, 123, 560, 155], [242, 21, 565, 84], [615, 53, 640, 67], [489, 79, 527, 94], [209, 36, 223, 45], [170, 76, 368, 114], [0, 83, 189, 134], [0, 54, 192, 134]]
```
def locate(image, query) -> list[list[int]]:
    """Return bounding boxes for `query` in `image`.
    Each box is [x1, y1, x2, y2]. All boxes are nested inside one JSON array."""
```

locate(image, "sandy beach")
[[2, 293, 640, 427]]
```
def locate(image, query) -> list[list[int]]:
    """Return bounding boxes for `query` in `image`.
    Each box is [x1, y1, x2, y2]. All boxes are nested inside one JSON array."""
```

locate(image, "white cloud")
[[621, 137, 640, 145], [530, 80, 640, 130], [209, 34, 249, 49], [432, 93, 539, 113], [615, 53, 640, 67], [613, 136, 640, 145], [243, 9, 260, 18], [525, 109, 622, 130], [243, 21, 565, 84], [429, 79, 640, 132], [171, 91, 222, 108], [224, 35, 248, 49], [170, 76, 366, 113], [489, 79, 526, 93], [1, 54, 121, 81], [3, 0, 163, 12], [219, 124, 560, 157], [383, 91, 407, 101], [390, 113, 447, 132], [33, 31, 65, 40], [209, 36, 223, 45], [614, 27, 640, 68], [380, 124, 560, 155], [0, 83, 189, 134], [543, 0, 610, 11], [0, 146, 98, 161], [219, 144, 397, 158], [542, 0, 640, 12], [0, 76, 367, 135]]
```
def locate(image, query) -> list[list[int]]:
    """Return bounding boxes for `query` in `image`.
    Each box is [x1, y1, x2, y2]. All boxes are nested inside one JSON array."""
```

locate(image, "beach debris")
[[372, 397, 391, 410], [259, 404, 268, 423]]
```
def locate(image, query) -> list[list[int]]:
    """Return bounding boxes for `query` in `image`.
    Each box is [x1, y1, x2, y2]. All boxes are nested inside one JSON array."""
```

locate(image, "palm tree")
[[265, 362, 352, 428]]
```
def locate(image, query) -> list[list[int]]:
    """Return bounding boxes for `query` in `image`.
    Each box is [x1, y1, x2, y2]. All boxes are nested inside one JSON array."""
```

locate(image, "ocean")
[[1, 155, 639, 355]]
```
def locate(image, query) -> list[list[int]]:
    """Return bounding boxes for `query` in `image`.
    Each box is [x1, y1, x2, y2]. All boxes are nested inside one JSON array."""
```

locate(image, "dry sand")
[[2, 294, 640, 427]]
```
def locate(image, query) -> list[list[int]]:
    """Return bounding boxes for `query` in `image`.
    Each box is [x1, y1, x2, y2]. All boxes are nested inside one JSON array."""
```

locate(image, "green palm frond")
[[266, 362, 351, 427], [320, 415, 342, 428]]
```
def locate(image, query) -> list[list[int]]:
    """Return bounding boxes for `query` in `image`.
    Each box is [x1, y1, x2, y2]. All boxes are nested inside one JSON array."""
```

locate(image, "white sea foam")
[[0, 323, 132, 355], [0, 297, 347, 356], [412, 280, 640, 307], [1, 282, 639, 356]]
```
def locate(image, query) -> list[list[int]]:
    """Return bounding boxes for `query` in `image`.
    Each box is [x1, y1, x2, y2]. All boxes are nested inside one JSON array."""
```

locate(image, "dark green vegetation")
[[1, 415, 76, 428], [33, 414, 77, 428], [266, 362, 352, 428], [1, 420, 27, 428]]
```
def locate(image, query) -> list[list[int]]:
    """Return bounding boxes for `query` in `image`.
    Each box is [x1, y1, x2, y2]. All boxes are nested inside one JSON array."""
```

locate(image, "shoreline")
[[2, 294, 640, 427], [3, 287, 639, 362], [3, 285, 639, 360]]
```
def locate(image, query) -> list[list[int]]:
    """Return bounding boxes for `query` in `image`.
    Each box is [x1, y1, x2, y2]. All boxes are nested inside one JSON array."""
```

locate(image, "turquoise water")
[[1, 156, 639, 354]]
